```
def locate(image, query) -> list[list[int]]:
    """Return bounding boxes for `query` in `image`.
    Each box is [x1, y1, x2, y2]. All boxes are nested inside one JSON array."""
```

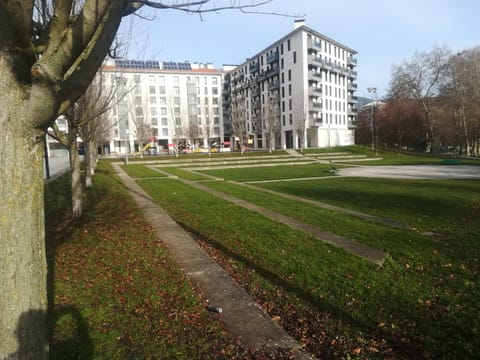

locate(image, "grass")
[[44, 162, 252, 359], [197, 163, 338, 182], [119, 164, 167, 178], [127, 155, 480, 359], [46, 147, 480, 359]]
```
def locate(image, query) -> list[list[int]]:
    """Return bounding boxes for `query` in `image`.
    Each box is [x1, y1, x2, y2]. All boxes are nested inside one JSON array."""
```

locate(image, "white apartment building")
[[224, 20, 358, 150], [102, 59, 225, 154]]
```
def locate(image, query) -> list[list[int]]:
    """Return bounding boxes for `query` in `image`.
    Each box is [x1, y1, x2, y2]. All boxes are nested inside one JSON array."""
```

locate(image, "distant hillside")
[[357, 96, 372, 108]]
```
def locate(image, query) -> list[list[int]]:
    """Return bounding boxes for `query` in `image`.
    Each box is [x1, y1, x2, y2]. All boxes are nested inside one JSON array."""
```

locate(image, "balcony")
[[308, 86, 322, 96], [308, 71, 323, 81], [347, 107, 358, 116], [267, 52, 279, 64], [347, 95, 358, 103], [251, 87, 261, 97], [249, 62, 260, 74], [347, 56, 358, 66], [308, 116, 323, 127], [309, 101, 323, 111], [266, 67, 279, 78], [307, 38, 322, 51], [347, 82, 358, 90]]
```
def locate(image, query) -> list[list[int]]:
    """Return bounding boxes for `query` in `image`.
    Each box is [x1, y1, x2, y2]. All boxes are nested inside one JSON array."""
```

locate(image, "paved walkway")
[[338, 165, 480, 179], [112, 163, 314, 359]]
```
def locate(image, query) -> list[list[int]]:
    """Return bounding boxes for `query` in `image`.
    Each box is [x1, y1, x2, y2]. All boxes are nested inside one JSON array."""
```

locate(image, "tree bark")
[[69, 140, 83, 218], [0, 63, 48, 359]]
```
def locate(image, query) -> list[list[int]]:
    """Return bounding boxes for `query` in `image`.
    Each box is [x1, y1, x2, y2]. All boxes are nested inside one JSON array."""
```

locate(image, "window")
[[135, 96, 142, 105], [212, 87, 218, 95], [288, 84, 292, 96], [159, 76, 165, 85], [282, 115, 286, 126], [159, 97, 166, 106], [173, 87, 180, 96], [172, 76, 179, 85], [289, 99, 292, 111], [280, 43, 284, 55], [212, 77, 218, 85], [293, 51, 297, 64], [134, 86, 141, 95], [134, 75, 141, 83], [204, 87, 208, 95], [287, 39, 291, 51], [148, 75, 155, 84], [161, 108, 167, 116], [151, 117, 158, 125], [150, 97, 156, 105], [162, 128, 168, 136], [212, 97, 219, 105], [173, 97, 180, 106], [161, 118, 168, 126], [159, 86, 166, 95], [149, 107, 156, 116], [203, 77, 207, 85], [289, 113, 292, 125], [288, 70, 291, 81]]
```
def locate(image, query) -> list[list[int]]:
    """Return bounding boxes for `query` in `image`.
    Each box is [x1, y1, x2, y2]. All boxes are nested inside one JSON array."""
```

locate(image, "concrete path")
[[338, 165, 480, 179], [177, 178, 388, 266], [112, 163, 314, 359]]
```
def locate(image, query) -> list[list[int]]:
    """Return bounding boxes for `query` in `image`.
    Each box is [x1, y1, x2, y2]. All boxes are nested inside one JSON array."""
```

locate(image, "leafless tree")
[[264, 90, 281, 152], [0, 1, 285, 357], [231, 92, 248, 154], [440, 47, 480, 156], [79, 73, 118, 186], [389, 46, 451, 153], [293, 98, 308, 152]]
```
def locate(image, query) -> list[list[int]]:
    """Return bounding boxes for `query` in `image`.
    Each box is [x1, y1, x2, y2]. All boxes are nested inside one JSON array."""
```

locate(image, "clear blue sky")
[[120, 0, 479, 98]]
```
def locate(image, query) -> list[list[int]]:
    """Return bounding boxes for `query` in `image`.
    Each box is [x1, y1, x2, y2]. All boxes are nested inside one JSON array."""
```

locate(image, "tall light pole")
[[367, 87, 377, 153]]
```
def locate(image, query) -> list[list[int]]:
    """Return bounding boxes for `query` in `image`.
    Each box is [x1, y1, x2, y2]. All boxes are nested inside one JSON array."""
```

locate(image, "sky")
[[119, 0, 480, 99]]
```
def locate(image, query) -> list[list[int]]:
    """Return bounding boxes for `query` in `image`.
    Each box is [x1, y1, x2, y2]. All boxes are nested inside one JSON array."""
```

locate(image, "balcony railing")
[[309, 101, 323, 110], [347, 95, 358, 103], [307, 38, 322, 51], [347, 57, 358, 66], [347, 82, 358, 90], [308, 115, 323, 127], [266, 67, 279, 78], [308, 87, 322, 97], [249, 62, 260, 73], [266, 52, 279, 64]]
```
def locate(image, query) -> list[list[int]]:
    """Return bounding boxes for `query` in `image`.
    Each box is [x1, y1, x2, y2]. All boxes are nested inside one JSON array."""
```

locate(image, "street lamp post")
[[125, 128, 129, 165], [367, 87, 377, 154]]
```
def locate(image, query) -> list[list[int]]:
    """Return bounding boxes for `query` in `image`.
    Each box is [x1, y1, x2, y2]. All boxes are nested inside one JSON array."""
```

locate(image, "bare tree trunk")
[[461, 109, 471, 157], [85, 140, 94, 188], [0, 86, 48, 359], [69, 142, 83, 218]]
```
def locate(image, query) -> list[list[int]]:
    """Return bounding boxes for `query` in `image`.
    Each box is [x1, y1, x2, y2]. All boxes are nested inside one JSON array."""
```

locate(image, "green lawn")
[[125, 157, 480, 359], [44, 163, 250, 359], [49, 151, 480, 359], [198, 163, 338, 182]]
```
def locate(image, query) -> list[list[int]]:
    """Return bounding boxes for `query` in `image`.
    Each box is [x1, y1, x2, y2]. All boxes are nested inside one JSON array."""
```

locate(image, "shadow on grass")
[[49, 306, 94, 360], [178, 223, 424, 358]]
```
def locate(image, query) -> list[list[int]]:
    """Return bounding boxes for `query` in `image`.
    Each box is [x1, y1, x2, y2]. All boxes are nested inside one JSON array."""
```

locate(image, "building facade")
[[100, 21, 357, 154], [102, 60, 226, 154], [224, 20, 358, 150]]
